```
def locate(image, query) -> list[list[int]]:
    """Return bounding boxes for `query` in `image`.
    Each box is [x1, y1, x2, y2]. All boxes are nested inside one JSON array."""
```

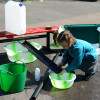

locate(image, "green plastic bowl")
[[4, 42, 41, 63], [49, 72, 76, 89]]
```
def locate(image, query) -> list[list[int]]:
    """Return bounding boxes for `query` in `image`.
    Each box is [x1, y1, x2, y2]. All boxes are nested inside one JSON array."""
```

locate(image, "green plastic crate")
[[64, 24, 100, 45]]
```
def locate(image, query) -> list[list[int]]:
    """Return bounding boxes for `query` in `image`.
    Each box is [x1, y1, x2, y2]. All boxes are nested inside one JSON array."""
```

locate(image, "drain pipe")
[[30, 52, 61, 100], [20, 41, 62, 73]]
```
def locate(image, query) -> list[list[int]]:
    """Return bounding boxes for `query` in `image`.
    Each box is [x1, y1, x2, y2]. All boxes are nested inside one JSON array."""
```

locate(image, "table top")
[[0, 26, 58, 38]]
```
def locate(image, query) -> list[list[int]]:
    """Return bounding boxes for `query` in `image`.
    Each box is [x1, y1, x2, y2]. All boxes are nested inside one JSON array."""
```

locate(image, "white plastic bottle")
[[5, 1, 26, 35], [35, 68, 40, 81]]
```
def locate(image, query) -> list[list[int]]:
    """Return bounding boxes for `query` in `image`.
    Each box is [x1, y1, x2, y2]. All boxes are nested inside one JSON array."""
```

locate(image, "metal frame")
[[0, 32, 51, 50]]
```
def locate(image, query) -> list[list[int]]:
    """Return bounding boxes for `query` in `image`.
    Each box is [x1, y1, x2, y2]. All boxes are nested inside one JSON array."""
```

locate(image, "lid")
[[19, 3, 23, 7]]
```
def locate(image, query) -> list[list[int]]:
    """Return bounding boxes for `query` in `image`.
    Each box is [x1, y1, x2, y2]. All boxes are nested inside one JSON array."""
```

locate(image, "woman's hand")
[[57, 62, 64, 68]]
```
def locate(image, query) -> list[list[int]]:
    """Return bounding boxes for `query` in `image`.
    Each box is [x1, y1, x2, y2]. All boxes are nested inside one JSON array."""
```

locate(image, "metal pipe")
[[0, 34, 47, 43], [30, 53, 61, 100], [46, 32, 50, 50]]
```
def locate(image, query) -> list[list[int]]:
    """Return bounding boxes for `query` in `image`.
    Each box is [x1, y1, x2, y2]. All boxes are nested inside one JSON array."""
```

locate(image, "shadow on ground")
[[0, 52, 10, 65]]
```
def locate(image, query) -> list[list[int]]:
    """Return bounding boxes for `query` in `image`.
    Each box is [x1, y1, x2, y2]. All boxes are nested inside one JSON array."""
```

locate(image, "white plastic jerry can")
[[5, 1, 26, 35]]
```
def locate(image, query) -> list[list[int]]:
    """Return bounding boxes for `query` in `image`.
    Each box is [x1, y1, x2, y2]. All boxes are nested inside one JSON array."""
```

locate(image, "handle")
[[14, 60, 25, 66]]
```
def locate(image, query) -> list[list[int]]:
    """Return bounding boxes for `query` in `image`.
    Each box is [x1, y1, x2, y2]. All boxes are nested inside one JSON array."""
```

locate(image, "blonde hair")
[[53, 30, 76, 48]]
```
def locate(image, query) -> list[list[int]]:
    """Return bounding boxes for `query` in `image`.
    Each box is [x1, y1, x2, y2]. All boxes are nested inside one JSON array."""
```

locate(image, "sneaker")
[[82, 73, 93, 81]]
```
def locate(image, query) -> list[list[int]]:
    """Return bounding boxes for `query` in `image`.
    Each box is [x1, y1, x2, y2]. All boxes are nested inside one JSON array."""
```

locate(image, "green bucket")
[[0, 61, 27, 93]]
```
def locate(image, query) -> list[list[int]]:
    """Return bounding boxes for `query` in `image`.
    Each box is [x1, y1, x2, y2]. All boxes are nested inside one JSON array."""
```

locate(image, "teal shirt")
[[62, 39, 97, 72]]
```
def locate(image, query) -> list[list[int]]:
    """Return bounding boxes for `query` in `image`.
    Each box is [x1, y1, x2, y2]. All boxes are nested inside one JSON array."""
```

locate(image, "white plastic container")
[[49, 72, 76, 89], [4, 42, 41, 63], [5, 1, 26, 35], [35, 68, 40, 81]]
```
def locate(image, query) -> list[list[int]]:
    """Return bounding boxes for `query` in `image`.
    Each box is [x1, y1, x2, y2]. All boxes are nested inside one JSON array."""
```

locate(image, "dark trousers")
[[67, 54, 99, 75]]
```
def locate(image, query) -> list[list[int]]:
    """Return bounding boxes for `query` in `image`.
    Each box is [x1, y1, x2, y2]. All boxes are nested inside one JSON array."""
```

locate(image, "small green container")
[[50, 42, 60, 47], [49, 72, 76, 89], [0, 61, 27, 93]]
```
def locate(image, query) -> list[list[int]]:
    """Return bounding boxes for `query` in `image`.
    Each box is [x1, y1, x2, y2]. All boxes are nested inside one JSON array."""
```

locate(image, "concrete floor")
[[0, 0, 100, 100]]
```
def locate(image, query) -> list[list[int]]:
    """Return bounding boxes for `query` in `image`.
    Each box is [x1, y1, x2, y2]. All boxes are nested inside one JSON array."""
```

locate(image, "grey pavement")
[[0, 0, 100, 100]]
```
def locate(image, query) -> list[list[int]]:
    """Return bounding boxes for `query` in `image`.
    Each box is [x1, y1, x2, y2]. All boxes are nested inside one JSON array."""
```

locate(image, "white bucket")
[[5, 1, 26, 35], [49, 72, 76, 89], [4, 42, 41, 63]]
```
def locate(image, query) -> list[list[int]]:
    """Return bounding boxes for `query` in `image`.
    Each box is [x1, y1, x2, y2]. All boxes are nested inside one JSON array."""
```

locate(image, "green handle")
[[14, 60, 25, 66]]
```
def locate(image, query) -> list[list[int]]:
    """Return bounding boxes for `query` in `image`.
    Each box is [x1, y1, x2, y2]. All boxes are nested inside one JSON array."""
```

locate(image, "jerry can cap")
[[19, 3, 23, 7]]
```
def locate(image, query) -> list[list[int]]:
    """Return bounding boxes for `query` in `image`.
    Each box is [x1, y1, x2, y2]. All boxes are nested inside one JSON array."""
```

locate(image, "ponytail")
[[53, 31, 59, 45], [53, 30, 76, 47]]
